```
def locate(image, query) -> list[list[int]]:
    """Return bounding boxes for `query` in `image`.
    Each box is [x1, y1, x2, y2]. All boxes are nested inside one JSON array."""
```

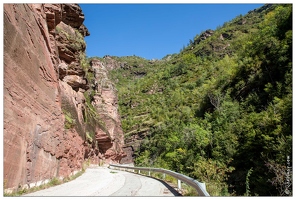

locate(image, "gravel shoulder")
[[23, 166, 179, 196]]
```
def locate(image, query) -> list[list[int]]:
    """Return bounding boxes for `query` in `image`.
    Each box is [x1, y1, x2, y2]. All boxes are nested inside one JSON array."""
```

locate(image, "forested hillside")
[[107, 4, 292, 196]]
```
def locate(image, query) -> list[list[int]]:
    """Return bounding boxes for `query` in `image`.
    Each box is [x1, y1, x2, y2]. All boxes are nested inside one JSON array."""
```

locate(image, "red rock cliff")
[[3, 3, 125, 192]]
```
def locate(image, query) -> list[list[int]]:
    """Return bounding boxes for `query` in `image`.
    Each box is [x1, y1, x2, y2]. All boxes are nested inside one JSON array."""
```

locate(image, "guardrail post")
[[149, 171, 151, 176], [139, 170, 141, 174], [178, 179, 182, 190], [163, 173, 166, 180]]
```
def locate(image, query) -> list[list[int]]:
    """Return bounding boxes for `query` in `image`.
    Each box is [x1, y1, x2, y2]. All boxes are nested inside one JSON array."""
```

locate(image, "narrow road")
[[23, 166, 181, 196]]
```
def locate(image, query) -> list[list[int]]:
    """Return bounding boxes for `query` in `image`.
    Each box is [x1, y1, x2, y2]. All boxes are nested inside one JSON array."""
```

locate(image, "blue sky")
[[79, 3, 264, 60]]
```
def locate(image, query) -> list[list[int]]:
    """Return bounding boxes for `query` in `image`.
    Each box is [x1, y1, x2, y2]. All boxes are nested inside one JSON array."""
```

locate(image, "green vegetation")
[[63, 109, 76, 129], [183, 186, 199, 196], [80, 52, 95, 84], [61, 51, 108, 145], [83, 85, 109, 136], [56, 26, 86, 51], [3, 160, 92, 197], [4, 174, 64, 196], [245, 167, 253, 196], [109, 4, 292, 196]]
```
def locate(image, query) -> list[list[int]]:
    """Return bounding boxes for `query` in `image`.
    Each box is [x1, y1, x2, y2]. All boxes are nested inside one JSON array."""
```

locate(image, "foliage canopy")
[[107, 4, 292, 196]]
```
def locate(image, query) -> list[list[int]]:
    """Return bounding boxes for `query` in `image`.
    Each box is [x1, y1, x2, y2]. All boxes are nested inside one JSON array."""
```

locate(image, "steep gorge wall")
[[3, 4, 126, 192], [89, 59, 126, 161]]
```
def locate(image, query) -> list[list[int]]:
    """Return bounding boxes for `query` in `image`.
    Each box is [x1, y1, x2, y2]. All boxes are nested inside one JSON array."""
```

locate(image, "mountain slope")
[[108, 4, 292, 196]]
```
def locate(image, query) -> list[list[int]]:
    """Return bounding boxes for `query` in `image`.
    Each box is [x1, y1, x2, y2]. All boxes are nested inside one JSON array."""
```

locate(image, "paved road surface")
[[23, 166, 181, 196]]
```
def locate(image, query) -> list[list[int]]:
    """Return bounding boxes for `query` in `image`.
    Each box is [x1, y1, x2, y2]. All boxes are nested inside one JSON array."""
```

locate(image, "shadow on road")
[[131, 172, 182, 196], [150, 177, 183, 196]]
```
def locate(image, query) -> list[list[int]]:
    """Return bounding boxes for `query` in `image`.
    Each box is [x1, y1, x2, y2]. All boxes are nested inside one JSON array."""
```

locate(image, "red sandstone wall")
[[3, 4, 126, 192]]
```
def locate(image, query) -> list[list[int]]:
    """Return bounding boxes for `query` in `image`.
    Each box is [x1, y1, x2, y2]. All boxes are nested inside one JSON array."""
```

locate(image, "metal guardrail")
[[109, 164, 210, 196]]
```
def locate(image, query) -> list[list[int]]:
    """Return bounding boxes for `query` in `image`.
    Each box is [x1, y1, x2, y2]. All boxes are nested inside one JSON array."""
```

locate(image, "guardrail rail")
[[109, 164, 210, 196]]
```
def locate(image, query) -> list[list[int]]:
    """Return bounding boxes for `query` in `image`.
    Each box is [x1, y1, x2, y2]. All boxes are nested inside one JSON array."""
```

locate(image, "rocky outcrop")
[[90, 57, 144, 164], [90, 59, 126, 162], [194, 29, 214, 45], [4, 3, 125, 193]]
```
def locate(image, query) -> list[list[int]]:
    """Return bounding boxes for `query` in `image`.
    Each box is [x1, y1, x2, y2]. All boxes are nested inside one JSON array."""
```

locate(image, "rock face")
[[194, 29, 214, 45], [3, 3, 125, 192], [90, 57, 141, 164], [90, 59, 126, 163]]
